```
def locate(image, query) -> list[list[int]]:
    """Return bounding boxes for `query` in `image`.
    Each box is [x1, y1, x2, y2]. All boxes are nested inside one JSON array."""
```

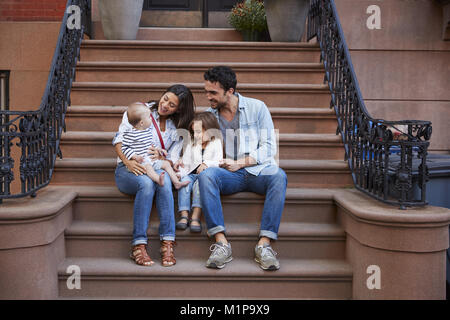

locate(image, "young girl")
[[175, 112, 223, 233]]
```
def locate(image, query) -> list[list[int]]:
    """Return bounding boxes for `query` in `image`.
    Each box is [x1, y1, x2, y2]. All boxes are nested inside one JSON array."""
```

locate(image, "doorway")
[[141, 0, 239, 28]]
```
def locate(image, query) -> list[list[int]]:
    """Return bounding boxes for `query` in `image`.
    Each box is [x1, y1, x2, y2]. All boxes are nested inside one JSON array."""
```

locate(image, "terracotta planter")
[[264, 0, 310, 42], [99, 0, 144, 40]]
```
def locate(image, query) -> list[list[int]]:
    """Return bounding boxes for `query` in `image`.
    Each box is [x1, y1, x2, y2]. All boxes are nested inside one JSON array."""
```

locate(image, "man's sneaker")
[[254, 244, 280, 271], [206, 242, 233, 269]]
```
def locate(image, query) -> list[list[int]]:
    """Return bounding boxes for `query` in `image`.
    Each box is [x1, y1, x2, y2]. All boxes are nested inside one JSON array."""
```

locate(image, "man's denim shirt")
[[206, 93, 278, 176]]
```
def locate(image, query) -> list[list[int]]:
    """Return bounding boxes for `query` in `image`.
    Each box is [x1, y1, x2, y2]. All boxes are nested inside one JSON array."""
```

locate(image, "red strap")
[[150, 113, 165, 150]]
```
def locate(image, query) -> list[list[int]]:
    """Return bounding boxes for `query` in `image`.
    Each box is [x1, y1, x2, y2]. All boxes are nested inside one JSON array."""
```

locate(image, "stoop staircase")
[[55, 28, 354, 299]]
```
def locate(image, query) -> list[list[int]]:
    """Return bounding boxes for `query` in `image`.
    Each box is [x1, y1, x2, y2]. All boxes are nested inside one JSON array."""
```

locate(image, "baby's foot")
[[173, 180, 190, 190], [158, 172, 165, 187]]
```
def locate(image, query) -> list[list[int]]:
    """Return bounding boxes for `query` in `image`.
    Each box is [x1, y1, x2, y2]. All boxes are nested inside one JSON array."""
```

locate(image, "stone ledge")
[[334, 188, 450, 226], [0, 188, 77, 249], [333, 189, 450, 253]]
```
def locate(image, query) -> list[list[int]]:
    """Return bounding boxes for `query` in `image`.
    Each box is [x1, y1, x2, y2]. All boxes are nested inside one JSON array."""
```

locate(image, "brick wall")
[[0, 0, 67, 21]]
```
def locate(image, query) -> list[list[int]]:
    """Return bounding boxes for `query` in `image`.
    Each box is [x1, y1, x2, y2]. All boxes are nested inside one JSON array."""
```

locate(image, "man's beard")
[[213, 98, 227, 110]]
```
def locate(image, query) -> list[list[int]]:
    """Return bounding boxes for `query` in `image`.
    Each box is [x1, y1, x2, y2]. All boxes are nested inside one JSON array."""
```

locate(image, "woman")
[[113, 84, 196, 267]]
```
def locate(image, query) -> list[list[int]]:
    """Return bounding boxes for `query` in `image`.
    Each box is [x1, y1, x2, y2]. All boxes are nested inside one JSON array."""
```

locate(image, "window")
[[0, 71, 9, 111]]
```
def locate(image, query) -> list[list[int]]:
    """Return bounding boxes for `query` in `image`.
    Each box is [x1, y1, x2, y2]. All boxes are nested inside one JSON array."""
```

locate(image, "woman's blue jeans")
[[115, 163, 176, 246], [197, 165, 287, 240], [178, 173, 201, 212]]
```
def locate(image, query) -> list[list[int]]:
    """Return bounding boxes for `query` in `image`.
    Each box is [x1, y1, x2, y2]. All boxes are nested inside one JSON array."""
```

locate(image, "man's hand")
[[219, 156, 257, 172], [196, 163, 208, 174], [124, 158, 147, 176], [219, 159, 243, 172]]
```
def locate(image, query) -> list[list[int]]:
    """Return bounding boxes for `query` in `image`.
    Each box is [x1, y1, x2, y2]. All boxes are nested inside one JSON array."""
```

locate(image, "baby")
[[121, 102, 189, 189]]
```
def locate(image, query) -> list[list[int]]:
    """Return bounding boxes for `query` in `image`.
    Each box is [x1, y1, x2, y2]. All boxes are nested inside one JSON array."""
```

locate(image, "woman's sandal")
[[130, 244, 154, 267], [160, 240, 176, 267], [176, 215, 189, 230], [189, 218, 202, 233]]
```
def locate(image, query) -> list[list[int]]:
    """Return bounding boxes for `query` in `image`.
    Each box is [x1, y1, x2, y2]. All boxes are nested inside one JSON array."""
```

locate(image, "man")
[[198, 66, 287, 270]]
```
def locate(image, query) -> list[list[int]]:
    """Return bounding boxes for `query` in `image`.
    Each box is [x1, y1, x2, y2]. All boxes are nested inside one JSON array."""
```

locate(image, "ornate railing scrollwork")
[[307, 0, 432, 208], [0, 0, 91, 202]]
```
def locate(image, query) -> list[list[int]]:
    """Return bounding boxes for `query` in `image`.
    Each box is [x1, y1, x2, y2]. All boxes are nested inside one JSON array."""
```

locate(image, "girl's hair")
[[148, 84, 196, 129], [189, 112, 222, 144]]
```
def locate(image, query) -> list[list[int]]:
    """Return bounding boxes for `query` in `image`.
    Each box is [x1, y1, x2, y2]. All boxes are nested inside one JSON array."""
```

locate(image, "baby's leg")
[[160, 160, 190, 189], [145, 164, 165, 186]]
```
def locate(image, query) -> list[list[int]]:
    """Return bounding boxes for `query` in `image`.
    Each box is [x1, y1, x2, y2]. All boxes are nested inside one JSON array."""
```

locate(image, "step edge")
[[54, 158, 350, 170], [57, 257, 353, 279], [65, 221, 346, 238], [66, 106, 335, 115], [81, 39, 320, 49]]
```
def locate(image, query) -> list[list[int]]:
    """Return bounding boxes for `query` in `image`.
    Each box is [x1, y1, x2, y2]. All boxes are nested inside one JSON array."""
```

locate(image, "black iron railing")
[[307, 0, 432, 209], [0, 0, 91, 202]]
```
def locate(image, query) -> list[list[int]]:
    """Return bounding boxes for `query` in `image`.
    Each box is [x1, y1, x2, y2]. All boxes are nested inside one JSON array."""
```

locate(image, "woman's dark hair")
[[148, 84, 196, 129], [203, 66, 237, 93], [188, 112, 222, 144]]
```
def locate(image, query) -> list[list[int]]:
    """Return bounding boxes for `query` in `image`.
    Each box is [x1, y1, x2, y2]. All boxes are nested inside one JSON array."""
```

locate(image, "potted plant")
[[98, 0, 144, 40], [264, 0, 310, 42], [228, 0, 268, 41]]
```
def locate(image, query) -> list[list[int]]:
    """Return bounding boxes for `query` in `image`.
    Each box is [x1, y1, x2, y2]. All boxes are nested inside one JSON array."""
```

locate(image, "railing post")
[[307, 0, 432, 208], [0, 0, 92, 202]]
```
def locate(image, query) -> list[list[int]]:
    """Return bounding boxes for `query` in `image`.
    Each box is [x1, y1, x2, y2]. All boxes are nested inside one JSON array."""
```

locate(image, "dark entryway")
[[142, 0, 239, 28], [144, 0, 200, 11]]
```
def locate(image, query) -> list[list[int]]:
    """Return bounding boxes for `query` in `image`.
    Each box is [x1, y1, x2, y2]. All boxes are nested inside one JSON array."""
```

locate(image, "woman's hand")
[[124, 158, 147, 176], [173, 159, 184, 172], [148, 146, 167, 160], [196, 163, 208, 174]]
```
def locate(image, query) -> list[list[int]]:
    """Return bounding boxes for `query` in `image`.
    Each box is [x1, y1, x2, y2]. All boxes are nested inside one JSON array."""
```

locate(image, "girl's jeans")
[[178, 173, 201, 212], [198, 165, 287, 240], [115, 163, 176, 246]]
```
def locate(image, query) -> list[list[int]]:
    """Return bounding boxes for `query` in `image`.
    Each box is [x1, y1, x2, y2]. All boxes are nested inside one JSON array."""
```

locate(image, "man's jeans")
[[115, 163, 176, 245], [178, 173, 201, 212], [198, 165, 287, 240]]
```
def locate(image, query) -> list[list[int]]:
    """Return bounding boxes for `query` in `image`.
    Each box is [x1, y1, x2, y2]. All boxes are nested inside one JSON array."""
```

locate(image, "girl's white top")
[[178, 138, 223, 177]]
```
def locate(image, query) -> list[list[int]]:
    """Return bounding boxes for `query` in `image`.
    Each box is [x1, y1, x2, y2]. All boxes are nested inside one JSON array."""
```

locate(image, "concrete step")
[[92, 25, 244, 42], [58, 257, 352, 299], [59, 132, 344, 160], [67, 186, 338, 225], [80, 40, 321, 63], [70, 82, 331, 108], [65, 220, 346, 260], [94, 26, 245, 42], [51, 158, 352, 188], [75, 61, 325, 84], [65, 106, 337, 134], [135, 27, 242, 41]]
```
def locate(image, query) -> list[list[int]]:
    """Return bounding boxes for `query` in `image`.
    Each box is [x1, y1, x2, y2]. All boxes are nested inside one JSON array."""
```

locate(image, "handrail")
[[0, 0, 91, 202], [307, 0, 432, 209]]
